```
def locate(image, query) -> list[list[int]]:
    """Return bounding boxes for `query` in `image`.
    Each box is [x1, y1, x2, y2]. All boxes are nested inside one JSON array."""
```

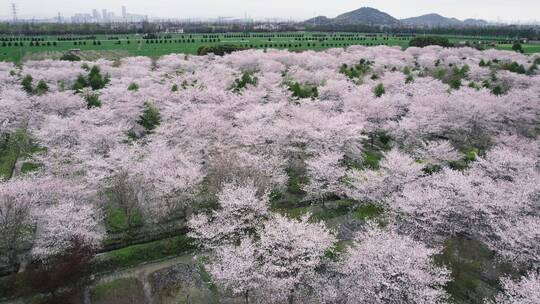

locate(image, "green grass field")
[[1, 32, 536, 62]]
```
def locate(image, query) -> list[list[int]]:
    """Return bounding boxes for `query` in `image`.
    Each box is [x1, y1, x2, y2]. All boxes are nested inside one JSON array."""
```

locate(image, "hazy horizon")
[[1, 0, 539, 23]]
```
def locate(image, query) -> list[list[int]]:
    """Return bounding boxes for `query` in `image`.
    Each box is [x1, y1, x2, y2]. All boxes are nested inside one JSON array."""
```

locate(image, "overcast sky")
[[2, 0, 538, 23]]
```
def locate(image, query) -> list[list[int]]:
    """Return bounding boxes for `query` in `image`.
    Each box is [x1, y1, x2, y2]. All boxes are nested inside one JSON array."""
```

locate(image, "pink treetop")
[[347, 148, 424, 203], [488, 271, 540, 304], [255, 214, 336, 302], [189, 182, 269, 249], [303, 151, 347, 201], [337, 225, 449, 304], [32, 198, 103, 260]]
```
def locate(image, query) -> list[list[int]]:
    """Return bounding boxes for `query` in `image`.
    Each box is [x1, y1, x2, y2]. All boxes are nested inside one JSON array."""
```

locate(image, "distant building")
[[122, 6, 127, 19], [72, 13, 92, 23], [92, 9, 100, 20], [102, 9, 108, 21]]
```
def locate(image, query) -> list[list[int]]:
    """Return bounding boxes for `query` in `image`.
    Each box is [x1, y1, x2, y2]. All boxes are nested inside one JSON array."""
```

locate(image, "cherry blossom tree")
[[346, 148, 424, 203], [336, 225, 450, 304], [255, 214, 336, 303], [0, 180, 35, 269], [303, 151, 347, 202], [189, 182, 269, 249], [488, 271, 540, 304], [206, 239, 263, 302], [133, 141, 204, 221], [32, 198, 103, 260]]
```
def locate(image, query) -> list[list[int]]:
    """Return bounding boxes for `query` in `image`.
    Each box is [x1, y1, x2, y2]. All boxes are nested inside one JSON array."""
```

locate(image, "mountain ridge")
[[305, 7, 488, 27]]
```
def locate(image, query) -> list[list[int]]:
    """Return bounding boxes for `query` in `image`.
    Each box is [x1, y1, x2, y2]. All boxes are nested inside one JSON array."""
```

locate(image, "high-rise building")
[[92, 9, 100, 20], [102, 9, 108, 21], [122, 6, 127, 19]]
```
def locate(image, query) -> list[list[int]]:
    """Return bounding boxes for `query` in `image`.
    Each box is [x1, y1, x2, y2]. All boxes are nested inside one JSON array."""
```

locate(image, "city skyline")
[[1, 1, 539, 24]]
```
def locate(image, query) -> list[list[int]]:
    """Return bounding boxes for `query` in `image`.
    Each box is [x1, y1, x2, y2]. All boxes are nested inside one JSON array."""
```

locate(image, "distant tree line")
[[0, 21, 538, 40], [305, 24, 539, 40]]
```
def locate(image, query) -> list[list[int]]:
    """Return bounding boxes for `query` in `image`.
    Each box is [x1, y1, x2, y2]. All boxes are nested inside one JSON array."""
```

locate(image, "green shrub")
[[72, 74, 89, 92], [286, 81, 319, 99], [449, 78, 461, 90], [89, 66, 107, 90], [21, 74, 33, 94], [405, 74, 414, 84], [35, 80, 49, 95], [60, 53, 81, 61], [73, 66, 109, 92], [85, 94, 102, 109], [373, 83, 385, 98], [512, 42, 524, 53], [409, 36, 452, 48], [502, 61, 526, 74], [137, 102, 161, 131], [127, 82, 139, 91], [339, 59, 372, 80], [232, 71, 258, 92], [491, 85, 503, 96], [197, 45, 247, 56]]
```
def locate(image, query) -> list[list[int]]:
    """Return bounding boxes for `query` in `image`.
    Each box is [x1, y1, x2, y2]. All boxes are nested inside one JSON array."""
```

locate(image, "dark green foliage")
[[72, 74, 88, 92], [405, 74, 414, 84], [72, 65, 109, 92], [433, 65, 469, 90], [286, 81, 319, 99], [373, 83, 385, 97], [85, 94, 102, 109], [232, 71, 258, 92], [127, 82, 139, 91], [88, 65, 107, 90], [502, 61, 526, 74], [409, 36, 452, 48], [196, 44, 247, 56], [35, 79, 49, 95], [60, 53, 81, 61], [491, 85, 503, 96], [434, 237, 515, 304], [468, 82, 480, 90], [339, 59, 372, 80], [171, 84, 179, 92], [137, 102, 161, 131], [512, 42, 524, 53], [21, 74, 33, 94], [449, 78, 462, 90]]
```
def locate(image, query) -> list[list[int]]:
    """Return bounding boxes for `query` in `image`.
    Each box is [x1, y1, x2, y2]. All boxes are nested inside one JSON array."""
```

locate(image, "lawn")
[[93, 235, 196, 273], [0, 32, 410, 62], [91, 277, 146, 304]]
